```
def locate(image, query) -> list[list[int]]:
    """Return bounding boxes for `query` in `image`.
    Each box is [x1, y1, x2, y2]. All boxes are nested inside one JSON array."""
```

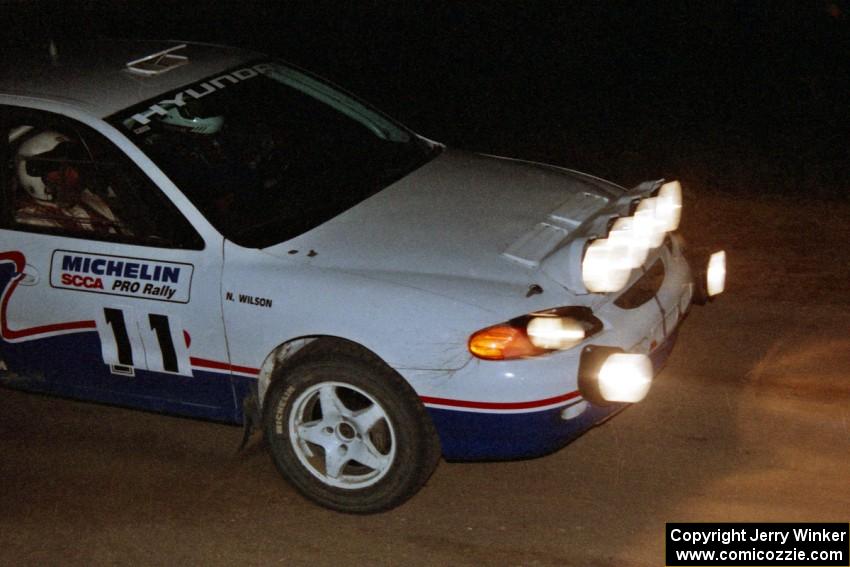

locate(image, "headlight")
[[633, 197, 667, 249], [634, 180, 682, 241], [526, 316, 586, 350], [469, 307, 603, 360], [691, 249, 728, 304], [655, 180, 682, 232], [578, 346, 653, 404], [706, 250, 726, 296], [598, 353, 653, 403], [581, 179, 684, 294], [607, 217, 650, 269], [581, 238, 632, 293]]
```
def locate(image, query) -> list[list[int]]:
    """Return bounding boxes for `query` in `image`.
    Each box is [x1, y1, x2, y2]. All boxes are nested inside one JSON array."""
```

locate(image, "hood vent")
[[502, 191, 608, 268]]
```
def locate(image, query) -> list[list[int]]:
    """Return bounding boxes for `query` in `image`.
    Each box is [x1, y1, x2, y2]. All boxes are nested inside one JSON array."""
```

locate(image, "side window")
[[1, 112, 204, 249]]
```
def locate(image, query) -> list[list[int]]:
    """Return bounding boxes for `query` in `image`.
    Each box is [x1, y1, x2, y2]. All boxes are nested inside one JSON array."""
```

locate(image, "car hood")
[[264, 149, 621, 310]]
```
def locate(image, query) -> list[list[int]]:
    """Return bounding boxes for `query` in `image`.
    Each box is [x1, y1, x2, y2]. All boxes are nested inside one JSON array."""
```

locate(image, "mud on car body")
[[0, 41, 725, 513]]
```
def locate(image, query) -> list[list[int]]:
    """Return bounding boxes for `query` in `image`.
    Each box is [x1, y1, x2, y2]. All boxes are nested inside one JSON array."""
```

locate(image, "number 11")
[[100, 308, 186, 374]]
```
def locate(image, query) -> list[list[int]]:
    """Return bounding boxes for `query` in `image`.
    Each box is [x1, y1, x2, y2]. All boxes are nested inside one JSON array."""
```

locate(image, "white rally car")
[[0, 41, 724, 513]]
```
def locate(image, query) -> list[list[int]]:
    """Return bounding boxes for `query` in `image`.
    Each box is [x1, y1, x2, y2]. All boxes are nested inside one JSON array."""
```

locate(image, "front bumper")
[[415, 236, 700, 461], [427, 327, 681, 460]]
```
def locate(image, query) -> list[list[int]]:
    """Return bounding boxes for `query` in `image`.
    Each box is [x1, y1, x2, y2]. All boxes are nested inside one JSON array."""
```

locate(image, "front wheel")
[[263, 354, 440, 513]]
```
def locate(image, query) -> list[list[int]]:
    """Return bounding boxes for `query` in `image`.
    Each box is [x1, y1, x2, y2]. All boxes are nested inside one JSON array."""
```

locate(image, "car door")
[[0, 109, 237, 421]]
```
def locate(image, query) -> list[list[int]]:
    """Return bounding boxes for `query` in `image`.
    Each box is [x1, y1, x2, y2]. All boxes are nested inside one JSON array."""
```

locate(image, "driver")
[[149, 103, 253, 227], [14, 129, 125, 234]]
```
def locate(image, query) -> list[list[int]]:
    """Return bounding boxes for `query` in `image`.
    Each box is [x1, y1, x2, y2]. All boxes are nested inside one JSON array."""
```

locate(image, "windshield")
[[109, 61, 439, 247]]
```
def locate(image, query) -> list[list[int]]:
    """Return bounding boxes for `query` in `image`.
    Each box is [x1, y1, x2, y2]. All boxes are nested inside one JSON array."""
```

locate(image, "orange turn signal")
[[468, 325, 542, 360]]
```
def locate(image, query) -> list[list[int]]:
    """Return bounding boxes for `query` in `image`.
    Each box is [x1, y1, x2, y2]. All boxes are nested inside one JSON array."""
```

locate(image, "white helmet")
[[17, 130, 80, 202]]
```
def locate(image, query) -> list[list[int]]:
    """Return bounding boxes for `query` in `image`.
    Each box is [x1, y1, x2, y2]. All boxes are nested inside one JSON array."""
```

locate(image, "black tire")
[[263, 353, 441, 513]]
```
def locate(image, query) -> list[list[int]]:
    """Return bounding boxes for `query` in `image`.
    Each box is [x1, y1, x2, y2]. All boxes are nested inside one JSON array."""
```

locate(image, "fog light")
[[633, 198, 667, 249], [527, 316, 585, 350], [706, 250, 726, 297], [608, 217, 650, 269], [582, 238, 631, 293], [598, 353, 653, 403], [655, 180, 683, 232]]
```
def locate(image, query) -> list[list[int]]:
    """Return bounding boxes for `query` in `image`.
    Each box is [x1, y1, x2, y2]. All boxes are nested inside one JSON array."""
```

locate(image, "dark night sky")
[[4, 1, 849, 196]]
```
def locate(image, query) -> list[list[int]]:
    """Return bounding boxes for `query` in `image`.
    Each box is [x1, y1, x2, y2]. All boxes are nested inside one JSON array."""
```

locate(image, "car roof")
[[0, 40, 260, 118]]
